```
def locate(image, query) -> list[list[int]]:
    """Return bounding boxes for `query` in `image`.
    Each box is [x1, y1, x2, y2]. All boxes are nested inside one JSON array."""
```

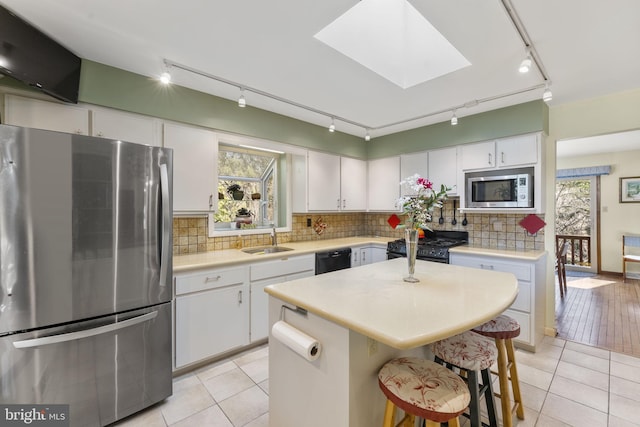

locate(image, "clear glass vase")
[[404, 228, 420, 283]]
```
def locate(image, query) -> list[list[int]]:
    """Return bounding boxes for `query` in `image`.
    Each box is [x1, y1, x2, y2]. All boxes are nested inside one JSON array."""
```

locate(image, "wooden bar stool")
[[472, 315, 524, 427], [378, 357, 471, 427], [432, 331, 499, 427]]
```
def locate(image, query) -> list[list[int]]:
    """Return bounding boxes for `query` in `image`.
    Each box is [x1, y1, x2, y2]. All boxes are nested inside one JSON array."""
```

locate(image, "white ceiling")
[[2, 0, 640, 140], [557, 130, 640, 159]]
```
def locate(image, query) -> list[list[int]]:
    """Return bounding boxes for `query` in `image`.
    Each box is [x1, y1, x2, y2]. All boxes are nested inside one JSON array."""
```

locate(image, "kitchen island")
[[265, 257, 518, 427]]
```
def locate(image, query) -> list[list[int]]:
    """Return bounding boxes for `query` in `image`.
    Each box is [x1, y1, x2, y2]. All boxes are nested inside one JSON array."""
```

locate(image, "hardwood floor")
[[555, 272, 640, 357]]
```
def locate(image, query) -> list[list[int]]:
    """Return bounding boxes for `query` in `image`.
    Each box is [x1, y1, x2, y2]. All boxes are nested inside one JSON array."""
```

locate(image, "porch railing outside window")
[[556, 234, 591, 267]]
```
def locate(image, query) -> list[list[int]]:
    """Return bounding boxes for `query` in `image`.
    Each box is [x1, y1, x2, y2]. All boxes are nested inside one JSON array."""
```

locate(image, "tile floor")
[[114, 337, 640, 427]]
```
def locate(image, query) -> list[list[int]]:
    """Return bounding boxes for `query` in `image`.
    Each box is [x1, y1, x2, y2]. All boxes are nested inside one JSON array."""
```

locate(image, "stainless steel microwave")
[[466, 167, 534, 208]]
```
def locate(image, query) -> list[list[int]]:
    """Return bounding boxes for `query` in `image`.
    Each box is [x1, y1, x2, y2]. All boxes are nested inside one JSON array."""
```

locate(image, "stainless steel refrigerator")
[[0, 124, 173, 426]]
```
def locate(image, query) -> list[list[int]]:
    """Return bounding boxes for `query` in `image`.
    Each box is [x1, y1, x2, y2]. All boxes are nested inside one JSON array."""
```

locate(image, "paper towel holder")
[[280, 304, 308, 320]]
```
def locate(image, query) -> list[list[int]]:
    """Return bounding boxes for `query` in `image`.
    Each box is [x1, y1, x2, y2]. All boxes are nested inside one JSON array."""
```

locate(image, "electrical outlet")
[[307, 217, 312, 227], [367, 337, 378, 356]]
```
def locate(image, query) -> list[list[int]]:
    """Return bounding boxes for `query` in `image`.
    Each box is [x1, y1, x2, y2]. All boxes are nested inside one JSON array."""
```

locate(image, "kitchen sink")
[[241, 246, 294, 255]]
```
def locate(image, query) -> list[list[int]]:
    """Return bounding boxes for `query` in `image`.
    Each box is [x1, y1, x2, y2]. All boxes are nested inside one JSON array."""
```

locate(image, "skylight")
[[314, 0, 470, 89]]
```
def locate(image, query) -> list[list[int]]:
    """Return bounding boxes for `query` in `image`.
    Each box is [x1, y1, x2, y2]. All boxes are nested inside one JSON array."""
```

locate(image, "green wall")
[[2, 59, 550, 160], [367, 100, 549, 159]]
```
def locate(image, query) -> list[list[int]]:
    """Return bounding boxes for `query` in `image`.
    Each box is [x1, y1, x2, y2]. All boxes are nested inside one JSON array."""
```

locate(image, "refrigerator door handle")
[[12, 311, 158, 349], [159, 163, 171, 287]]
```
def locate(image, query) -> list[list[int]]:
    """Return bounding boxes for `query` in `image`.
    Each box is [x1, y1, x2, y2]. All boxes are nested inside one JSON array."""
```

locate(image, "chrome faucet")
[[271, 225, 278, 246]]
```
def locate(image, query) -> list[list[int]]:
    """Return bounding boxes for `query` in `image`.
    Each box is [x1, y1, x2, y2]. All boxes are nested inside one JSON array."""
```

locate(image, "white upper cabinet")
[[163, 122, 218, 213], [460, 140, 495, 170], [4, 94, 89, 135], [496, 134, 538, 167], [340, 156, 367, 211], [428, 147, 459, 196], [368, 156, 400, 211], [304, 151, 366, 212], [92, 108, 160, 146], [400, 151, 428, 195], [461, 134, 539, 171], [308, 151, 341, 211]]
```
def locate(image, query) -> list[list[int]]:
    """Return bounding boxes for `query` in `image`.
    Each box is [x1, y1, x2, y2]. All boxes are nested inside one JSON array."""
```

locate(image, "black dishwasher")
[[315, 248, 352, 274]]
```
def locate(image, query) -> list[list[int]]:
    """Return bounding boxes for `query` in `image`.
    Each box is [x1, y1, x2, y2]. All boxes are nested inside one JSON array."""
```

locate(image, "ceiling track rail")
[[164, 3, 552, 138], [500, 0, 551, 82]]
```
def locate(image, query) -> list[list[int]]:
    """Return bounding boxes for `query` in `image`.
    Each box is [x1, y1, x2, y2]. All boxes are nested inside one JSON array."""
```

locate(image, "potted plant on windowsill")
[[235, 207, 253, 228], [227, 183, 245, 200]]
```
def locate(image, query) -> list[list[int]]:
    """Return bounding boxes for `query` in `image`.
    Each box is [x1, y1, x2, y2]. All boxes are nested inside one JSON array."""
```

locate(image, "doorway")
[[555, 176, 599, 274]]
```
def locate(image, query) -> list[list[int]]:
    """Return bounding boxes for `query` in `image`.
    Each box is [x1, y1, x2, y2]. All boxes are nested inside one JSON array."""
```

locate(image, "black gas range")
[[387, 230, 469, 264]]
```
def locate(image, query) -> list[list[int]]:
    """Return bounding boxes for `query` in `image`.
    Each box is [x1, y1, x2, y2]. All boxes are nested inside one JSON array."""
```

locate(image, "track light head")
[[519, 56, 532, 73], [542, 85, 553, 102], [160, 71, 171, 85], [364, 130, 371, 141], [329, 118, 335, 132], [238, 88, 246, 108], [450, 111, 458, 126]]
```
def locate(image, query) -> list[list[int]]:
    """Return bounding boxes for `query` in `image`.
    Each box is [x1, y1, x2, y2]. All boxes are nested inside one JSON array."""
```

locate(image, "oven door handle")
[[12, 312, 158, 349]]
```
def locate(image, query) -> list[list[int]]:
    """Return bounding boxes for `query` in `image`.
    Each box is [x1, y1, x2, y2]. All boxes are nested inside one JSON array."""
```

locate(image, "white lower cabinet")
[[449, 251, 546, 350], [249, 255, 315, 342], [174, 266, 250, 369], [352, 244, 388, 267]]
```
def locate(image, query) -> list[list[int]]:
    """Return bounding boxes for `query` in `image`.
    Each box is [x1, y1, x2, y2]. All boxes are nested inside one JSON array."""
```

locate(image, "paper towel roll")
[[271, 320, 321, 361]]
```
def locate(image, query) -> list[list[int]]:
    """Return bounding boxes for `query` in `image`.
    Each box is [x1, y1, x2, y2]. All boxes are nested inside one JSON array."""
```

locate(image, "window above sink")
[[209, 133, 305, 237]]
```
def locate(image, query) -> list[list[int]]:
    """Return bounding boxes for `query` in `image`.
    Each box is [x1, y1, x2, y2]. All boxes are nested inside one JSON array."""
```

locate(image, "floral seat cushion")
[[378, 357, 470, 422], [432, 331, 497, 371], [472, 314, 521, 340]]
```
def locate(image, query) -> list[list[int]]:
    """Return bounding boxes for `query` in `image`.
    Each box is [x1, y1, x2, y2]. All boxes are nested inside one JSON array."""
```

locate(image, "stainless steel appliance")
[[465, 167, 534, 208], [0, 125, 173, 426], [387, 230, 468, 264], [315, 248, 352, 274]]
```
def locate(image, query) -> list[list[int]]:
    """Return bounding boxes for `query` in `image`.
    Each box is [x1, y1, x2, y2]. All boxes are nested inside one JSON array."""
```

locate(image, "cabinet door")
[[428, 147, 458, 196], [340, 157, 367, 211], [4, 94, 89, 135], [460, 141, 495, 170], [250, 277, 283, 342], [163, 123, 218, 212], [496, 134, 538, 167], [92, 108, 159, 146], [175, 283, 249, 368], [370, 246, 388, 263], [359, 247, 372, 265], [400, 152, 429, 195], [368, 156, 401, 211], [308, 151, 341, 211]]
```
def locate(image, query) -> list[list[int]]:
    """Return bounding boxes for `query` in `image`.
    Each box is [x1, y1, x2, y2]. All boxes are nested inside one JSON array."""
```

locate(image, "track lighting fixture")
[[238, 88, 246, 108], [450, 111, 458, 126], [518, 49, 532, 73], [160, 71, 171, 85], [329, 118, 335, 132], [542, 83, 553, 102], [364, 129, 371, 141]]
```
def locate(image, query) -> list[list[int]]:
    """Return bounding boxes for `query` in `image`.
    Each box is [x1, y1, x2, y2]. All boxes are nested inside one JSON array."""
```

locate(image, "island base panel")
[[268, 296, 428, 427]]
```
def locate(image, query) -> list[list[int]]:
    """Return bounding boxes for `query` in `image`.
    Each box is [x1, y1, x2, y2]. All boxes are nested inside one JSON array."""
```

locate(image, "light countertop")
[[449, 246, 546, 261], [173, 236, 394, 272], [265, 257, 518, 350]]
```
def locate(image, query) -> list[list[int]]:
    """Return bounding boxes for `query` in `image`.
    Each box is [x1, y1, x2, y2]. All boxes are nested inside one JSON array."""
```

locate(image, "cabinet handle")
[[97, 131, 104, 137], [337, 198, 340, 209], [343, 199, 346, 209], [479, 264, 494, 270], [209, 194, 213, 209], [488, 153, 492, 165], [362, 251, 366, 262], [238, 290, 243, 304], [501, 151, 505, 164], [205, 275, 222, 282]]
